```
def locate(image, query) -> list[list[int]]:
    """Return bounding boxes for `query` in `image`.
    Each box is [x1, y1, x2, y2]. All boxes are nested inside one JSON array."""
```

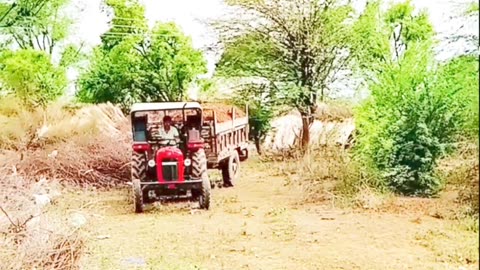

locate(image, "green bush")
[[355, 41, 472, 196]]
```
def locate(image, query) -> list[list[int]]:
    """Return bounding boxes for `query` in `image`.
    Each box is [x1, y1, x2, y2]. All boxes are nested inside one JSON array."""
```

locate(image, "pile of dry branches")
[[1, 102, 132, 187], [0, 102, 131, 269], [17, 133, 131, 187], [0, 173, 84, 270]]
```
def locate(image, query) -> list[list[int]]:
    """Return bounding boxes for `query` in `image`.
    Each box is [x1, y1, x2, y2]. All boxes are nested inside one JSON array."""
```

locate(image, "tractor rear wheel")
[[222, 151, 240, 187], [131, 152, 146, 213]]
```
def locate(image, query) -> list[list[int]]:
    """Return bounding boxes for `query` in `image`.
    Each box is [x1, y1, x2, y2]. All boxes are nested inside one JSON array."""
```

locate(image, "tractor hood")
[[156, 146, 183, 158], [155, 146, 185, 183]]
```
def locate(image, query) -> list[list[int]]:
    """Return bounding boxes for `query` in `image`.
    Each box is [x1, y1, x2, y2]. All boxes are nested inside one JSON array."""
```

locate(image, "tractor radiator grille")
[[162, 161, 178, 181]]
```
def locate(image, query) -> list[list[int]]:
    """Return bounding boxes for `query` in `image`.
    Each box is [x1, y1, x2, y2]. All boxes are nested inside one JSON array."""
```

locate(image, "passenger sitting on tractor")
[[158, 115, 180, 146]]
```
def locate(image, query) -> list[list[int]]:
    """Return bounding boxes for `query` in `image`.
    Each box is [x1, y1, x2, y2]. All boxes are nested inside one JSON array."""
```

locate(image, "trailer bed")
[[201, 106, 249, 167]]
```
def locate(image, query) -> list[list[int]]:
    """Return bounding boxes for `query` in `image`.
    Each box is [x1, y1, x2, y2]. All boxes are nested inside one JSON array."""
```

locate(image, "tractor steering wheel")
[[159, 138, 178, 147]]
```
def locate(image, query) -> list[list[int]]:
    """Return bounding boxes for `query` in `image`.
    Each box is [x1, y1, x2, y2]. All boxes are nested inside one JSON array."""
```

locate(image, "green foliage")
[[436, 55, 479, 138], [138, 22, 207, 101], [355, 40, 472, 196], [351, 1, 390, 70], [0, 0, 72, 54], [353, 0, 475, 196], [100, 0, 148, 50], [59, 44, 86, 68], [76, 39, 143, 109], [352, 0, 434, 71], [217, 33, 293, 81], [232, 83, 277, 153], [0, 49, 67, 107], [215, 0, 365, 149], [77, 0, 207, 111], [466, 1, 479, 15], [384, 1, 433, 43], [217, 1, 357, 106]]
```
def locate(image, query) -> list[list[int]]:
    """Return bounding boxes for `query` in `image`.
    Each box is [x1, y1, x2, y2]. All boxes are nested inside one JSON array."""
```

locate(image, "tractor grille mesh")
[[162, 161, 178, 181]]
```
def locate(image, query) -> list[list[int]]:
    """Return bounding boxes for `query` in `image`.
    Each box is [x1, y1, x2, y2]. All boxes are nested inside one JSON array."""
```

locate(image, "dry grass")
[[0, 98, 131, 187], [415, 225, 479, 265], [260, 138, 478, 220], [438, 141, 479, 219], [314, 101, 354, 122], [259, 145, 383, 208]]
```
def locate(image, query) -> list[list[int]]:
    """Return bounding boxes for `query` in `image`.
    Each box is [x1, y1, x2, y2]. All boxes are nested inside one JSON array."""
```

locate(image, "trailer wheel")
[[131, 152, 146, 213], [239, 148, 249, 161], [222, 151, 240, 187]]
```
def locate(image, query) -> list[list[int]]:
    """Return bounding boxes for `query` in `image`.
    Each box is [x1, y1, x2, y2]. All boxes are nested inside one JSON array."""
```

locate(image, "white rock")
[[48, 150, 58, 159], [49, 189, 62, 199], [37, 124, 49, 139], [70, 213, 87, 228], [96, 235, 111, 240], [33, 194, 51, 208], [25, 215, 41, 232]]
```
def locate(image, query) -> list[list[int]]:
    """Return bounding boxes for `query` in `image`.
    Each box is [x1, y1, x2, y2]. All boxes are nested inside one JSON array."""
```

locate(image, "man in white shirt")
[[159, 115, 180, 145]]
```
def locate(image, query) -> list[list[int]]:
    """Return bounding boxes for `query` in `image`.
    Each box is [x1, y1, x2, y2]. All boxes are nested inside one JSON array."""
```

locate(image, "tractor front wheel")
[[131, 152, 146, 213], [132, 179, 144, 213], [198, 171, 211, 210], [191, 149, 210, 210]]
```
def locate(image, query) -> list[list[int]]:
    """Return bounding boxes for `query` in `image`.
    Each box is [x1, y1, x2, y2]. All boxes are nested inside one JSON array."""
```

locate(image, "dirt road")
[[56, 158, 478, 270]]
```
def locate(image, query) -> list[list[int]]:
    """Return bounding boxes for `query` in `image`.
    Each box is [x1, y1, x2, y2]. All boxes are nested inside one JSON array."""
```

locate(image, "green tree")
[[76, 38, 143, 109], [135, 22, 207, 101], [0, 0, 72, 55], [0, 49, 67, 107], [351, 0, 433, 71], [354, 1, 473, 196], [214, 0, 361, 150], [100, 0, 148, 50], [77, 0, 207, 110]]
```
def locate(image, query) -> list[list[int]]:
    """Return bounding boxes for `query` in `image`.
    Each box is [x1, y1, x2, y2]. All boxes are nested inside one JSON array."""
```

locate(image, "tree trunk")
[[300, 112, 312, 152], [254, 135, 262, 155]]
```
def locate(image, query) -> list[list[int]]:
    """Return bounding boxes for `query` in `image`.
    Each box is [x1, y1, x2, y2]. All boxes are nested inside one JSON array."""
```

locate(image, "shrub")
[[355, 41, 471, 196]]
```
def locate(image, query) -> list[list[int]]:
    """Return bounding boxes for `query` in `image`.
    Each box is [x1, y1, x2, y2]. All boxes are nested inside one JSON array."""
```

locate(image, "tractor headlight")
[[184, 158, 191, 166], [148, 159, 156, 167]]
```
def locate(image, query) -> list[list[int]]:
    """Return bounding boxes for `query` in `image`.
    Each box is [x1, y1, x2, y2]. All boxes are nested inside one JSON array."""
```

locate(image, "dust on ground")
[[52, 157, 478, 270]]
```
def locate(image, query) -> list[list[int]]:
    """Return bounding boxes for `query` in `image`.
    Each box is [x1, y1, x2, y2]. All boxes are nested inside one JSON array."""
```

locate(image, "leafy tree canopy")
[[77, 0, 207, 110], [214, 0, 366, 149], [0, 49, 67, 107]]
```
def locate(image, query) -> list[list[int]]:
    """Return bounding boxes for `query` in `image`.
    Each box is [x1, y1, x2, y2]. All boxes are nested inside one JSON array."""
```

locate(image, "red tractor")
[[129, 102, 211, 213]]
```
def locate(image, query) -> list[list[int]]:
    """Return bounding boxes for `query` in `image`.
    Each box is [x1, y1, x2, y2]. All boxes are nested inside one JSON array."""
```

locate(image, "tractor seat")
[[186, 115, 201, 127]]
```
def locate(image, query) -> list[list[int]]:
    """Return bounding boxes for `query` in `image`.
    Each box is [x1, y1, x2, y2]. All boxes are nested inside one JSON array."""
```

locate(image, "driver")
[[159, 115, 180, 144]]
